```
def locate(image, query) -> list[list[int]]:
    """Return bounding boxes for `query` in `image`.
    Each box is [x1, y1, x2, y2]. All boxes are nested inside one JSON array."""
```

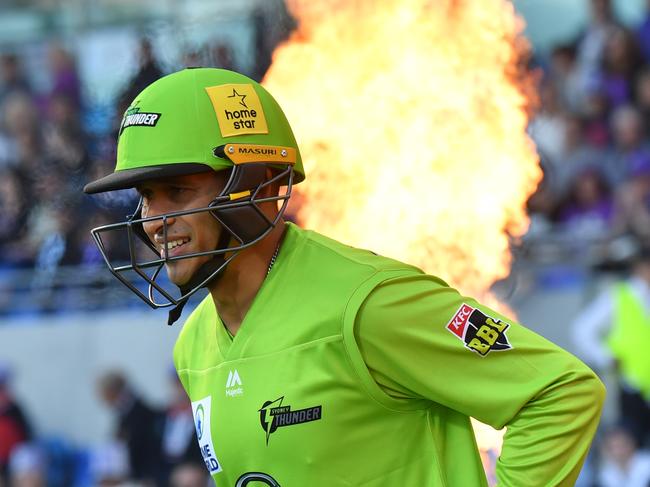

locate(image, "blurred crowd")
[[0, 39, 165, 316], [527, 0, 650, 260], [529, 1, 650, 485], [0, 11, 291, 315], [0, 363, 209, 487]]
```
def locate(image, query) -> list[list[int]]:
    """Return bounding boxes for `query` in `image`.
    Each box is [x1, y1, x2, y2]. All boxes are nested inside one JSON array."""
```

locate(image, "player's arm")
[[353, 274, 605, 487]]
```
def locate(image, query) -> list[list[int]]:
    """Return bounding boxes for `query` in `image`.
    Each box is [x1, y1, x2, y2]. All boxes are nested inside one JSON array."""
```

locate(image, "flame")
[[263, 0, 540, 473]]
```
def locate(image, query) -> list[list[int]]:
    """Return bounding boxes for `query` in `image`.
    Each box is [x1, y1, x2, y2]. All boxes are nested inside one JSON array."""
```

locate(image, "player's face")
[[138, 171, 227, 286]]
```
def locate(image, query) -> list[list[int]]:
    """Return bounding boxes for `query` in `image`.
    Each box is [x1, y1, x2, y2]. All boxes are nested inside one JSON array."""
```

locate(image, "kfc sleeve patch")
[[446, 303, 512, 356]]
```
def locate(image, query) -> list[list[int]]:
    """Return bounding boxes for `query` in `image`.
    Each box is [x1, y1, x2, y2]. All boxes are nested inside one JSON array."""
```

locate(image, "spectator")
[[116, 38, 163, 119], [603, 104, 650, 185], [210, 42, 235, 71], [1, 91, 45, 177], [182, 50, 202, 69], [8, 443, 46, 487], [575, 0, 621, 110], [161, 370, 202, 486], [88, 441, 134, 487], [556, 165, 614, 240], [169, 462, 209, 487], [0, 53, 31, 106], [29, 202, 86, 312], [633, 66, 650, 136], [597, 27, 643, 111], [2, 91, 39, 145], [556, 114, 610, 193], [44, 92, 90, 192], [0, 363, 32, 486], [598, 424, 650, 487], [613, 152, 650, 242], [0, 168, 31, 267], [250, 2, 296, 80], [572, 247, 650, 446], [48, 45, 81, 111], [20, 173, 70, 275], [636, 0, 650, 64], [549, 44, 583, 114], [528, 79, 569, 169], [97, 371, 162, 485], [582, 88, 612, 148]]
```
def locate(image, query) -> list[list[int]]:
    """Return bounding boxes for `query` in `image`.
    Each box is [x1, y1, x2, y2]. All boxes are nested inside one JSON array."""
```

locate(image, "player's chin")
[[165, 256, 210, 287], [165, 262, 197, 288]]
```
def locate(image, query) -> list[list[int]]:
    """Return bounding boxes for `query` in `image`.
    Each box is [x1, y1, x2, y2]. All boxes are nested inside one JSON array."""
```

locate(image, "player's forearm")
[[496, 366, 605, 486]]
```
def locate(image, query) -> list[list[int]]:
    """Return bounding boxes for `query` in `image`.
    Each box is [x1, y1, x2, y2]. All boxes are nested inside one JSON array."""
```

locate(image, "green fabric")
[[609, 283, 650, 398], [116, 68, 305, 181], [174, 223, 605, 486], [356, 276, 605, 486]]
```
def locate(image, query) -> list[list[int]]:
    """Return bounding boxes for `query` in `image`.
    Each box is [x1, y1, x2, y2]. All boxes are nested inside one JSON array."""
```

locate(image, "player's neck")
[[208, 221, 286, 336]]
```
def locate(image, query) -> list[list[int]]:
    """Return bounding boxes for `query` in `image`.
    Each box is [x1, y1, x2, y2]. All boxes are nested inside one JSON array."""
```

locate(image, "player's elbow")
[[571, 363, 606, 423], [585, 369, 606, 410]]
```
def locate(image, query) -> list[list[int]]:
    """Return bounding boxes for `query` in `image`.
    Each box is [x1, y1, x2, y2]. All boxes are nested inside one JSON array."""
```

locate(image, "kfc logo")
[[446, 303, 473, 339], [445, 303, 513, 357]]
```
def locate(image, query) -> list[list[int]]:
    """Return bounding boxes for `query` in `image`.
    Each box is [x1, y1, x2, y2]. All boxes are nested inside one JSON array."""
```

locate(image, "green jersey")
[[174, 223, 604, 486]]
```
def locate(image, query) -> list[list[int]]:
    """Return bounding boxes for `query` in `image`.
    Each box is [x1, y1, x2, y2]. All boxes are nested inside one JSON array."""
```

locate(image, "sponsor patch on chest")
[[191, 396, 222, 474], [445, 303, 512, 356]]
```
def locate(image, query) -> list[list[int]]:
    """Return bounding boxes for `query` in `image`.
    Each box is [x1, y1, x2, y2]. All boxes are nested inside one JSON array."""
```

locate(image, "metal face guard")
[[90, 165, 293, 309]]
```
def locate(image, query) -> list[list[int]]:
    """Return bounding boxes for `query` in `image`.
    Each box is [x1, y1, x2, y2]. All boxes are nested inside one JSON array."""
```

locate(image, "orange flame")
[[263, 0, 540, 472], [264, 0, 539, 301]]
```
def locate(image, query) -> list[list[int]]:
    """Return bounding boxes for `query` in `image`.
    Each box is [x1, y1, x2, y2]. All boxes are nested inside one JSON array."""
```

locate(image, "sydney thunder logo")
[[119, 106, 161, 134], [259, 397, 322, 445]]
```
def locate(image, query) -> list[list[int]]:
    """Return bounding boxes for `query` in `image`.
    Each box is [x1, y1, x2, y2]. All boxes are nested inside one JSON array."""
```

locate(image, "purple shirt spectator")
[[48, 46, 81, 110]]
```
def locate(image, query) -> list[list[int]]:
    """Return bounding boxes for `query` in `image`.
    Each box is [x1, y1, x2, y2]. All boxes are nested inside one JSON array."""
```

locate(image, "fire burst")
[[263, 0, 540, 470], [264, 0, 540, 304]]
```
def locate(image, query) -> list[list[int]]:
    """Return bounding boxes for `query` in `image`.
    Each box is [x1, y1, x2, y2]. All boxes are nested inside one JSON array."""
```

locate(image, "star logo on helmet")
[[228, 88, 248, 108]]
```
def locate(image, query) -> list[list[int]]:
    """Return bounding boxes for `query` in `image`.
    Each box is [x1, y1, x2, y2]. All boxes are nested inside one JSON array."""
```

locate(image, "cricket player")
[[84, 68, 605, 486]]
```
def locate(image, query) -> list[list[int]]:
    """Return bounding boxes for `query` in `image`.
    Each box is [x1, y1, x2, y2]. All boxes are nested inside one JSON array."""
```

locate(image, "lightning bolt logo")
[[259, 396, 284, 446]]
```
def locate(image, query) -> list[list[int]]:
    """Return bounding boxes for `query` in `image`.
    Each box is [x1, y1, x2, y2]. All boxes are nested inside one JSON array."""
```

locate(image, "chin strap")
[[167, 302, 186, 327], [167, 231, 231, 326]]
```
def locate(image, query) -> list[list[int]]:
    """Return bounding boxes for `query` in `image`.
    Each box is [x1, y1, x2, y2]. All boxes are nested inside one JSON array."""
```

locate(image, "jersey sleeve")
[[353, 273, 605, 487]]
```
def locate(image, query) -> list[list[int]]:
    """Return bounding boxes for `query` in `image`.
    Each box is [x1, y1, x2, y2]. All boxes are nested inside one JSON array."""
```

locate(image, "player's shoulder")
[[291, 223, 422, 275]]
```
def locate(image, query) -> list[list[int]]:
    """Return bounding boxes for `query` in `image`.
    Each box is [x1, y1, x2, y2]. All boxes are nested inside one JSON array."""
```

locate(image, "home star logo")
[[227, 88, 248, 108]]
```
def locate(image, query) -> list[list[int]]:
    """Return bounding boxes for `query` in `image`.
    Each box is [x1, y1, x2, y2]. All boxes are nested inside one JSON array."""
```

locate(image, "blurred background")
[[1, 0, 650, 486]]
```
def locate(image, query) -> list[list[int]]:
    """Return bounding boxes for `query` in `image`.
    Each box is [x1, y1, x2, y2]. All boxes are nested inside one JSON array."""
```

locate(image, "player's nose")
[[143, 216, 178, 246], [141, 202, 177, 242]]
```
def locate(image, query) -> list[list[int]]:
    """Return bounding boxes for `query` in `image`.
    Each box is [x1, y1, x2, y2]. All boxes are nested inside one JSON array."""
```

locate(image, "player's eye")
[[168, 186, 195, 201], [137, 187, 152, 200]]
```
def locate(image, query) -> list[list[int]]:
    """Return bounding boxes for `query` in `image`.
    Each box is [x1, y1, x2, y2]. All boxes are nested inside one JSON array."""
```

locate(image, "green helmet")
[[85, 67, 304, 193], [84, 68, 304, 324]]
